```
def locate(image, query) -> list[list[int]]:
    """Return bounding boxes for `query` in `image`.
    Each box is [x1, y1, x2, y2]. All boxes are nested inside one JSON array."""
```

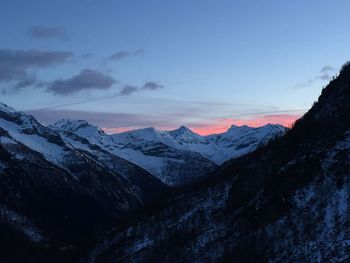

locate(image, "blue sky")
[[1, 0, 350, 134]]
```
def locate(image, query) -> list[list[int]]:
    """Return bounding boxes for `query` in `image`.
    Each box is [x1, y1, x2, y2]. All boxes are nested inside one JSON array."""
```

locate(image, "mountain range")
[[0, 99, 284, 261], [52, 120, 285, 186]]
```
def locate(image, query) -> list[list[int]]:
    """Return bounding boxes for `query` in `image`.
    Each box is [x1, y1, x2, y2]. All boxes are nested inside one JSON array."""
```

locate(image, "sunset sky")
[[1, 0, 350, 134]]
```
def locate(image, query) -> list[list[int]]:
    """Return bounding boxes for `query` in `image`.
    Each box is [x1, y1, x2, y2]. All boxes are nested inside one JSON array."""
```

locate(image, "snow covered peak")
[[115, 127, 159, 140], [169, 126, 203, 143], [53, 119, 91, 132], [225, 124, 286, 136], [0, 102, 17, 113], [178, 125, 191, 131], [171, 126, 195, 135], [52, 119, 106, 139], [112, 127, 177, 147], [226, 124, 251, 134], [137, 127, 158, 135], [259, 123, 286, 133]]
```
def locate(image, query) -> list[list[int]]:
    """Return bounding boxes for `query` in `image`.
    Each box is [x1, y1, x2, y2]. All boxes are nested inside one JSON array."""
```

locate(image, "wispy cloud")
[[295, 65, 337, 89], [317, 73, 331, 81], [109, 51, 130, 61], [142, 81, 164, 90], [109, 49, 145, 61], [316, 65, 336, 81], [134, 49, 145, 55], [119, 85, 138, 95], [27, 26, 68, 40], [320, 66, 335, 73]]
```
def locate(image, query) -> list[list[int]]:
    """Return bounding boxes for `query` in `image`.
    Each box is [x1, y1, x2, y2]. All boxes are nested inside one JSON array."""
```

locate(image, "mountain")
[[0, 103, 168, 262], [169, 123, 286, 164], [87, 63, 350, 262], [53, 121, 218, 186], [49, 125, 167, 202], [53, 120, 285, 186]]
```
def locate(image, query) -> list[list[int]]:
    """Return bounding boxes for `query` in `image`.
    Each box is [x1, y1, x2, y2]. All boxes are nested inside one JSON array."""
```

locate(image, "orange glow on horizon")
[[102, 114, 302, 136], [191, 114, 302, 135]]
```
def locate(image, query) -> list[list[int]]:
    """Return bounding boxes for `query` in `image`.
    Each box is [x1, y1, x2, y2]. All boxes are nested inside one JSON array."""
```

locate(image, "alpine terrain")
[[88, 63, 350, 262], [52, 120, 285, 186], [0, 100, 284, 262]]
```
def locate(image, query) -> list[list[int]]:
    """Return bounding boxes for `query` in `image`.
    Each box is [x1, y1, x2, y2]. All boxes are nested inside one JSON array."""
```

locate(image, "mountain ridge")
[[52, 119, 286, 186]]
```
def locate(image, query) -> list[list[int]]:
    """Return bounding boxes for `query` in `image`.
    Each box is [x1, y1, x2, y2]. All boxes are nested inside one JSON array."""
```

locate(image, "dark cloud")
[[28, 81, 164, 109], [142, 81, 164, 90], [134, 49, 145, 55], [317, 73, 331, 81], [28, 26, 67, 40], [0, 49, 73, 90], [13, 76, 38, 89], [0, 49, 73, 79], [320, 66, 335, 73], [119, 85, 139, 96], [109, 51, 130, 61], [117, 81, 164, 96], [118, 81, 164, 96], [316, 66, 336, 81], [46, 69, 116, 96]]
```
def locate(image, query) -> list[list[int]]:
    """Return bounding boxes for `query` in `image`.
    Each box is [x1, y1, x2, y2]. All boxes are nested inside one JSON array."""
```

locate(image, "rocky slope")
[[88, 63, 350, 262]]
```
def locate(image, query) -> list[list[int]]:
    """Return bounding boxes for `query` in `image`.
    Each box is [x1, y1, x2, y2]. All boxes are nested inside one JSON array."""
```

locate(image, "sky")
[[1, 0, 350, 135]]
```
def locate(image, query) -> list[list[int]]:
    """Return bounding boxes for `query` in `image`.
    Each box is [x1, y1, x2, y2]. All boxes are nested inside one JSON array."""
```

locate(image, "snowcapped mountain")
[[0, 103, 165, 200], [0, 102, 169, 261], [88, 63, 350, 262], [53, 120, 218, 186], [111, 123, 286, 165], [49, 124, 167, 201], [52, 119, 285, 186], [169, 123, 286, 164]]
